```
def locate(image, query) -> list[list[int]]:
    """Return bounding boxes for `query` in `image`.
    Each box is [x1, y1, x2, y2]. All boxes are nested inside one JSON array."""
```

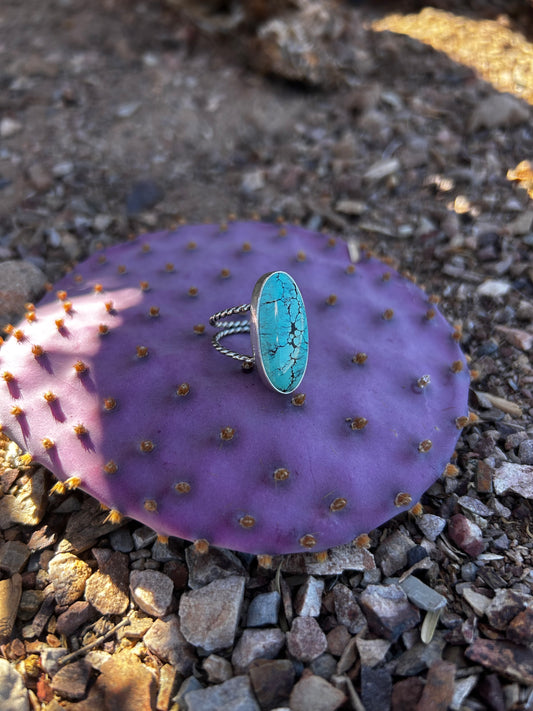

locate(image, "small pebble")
[[361, 665, 393, 711], [184, 675, 260, 711], [333, 583, 366, 633], [294, 576, 324, 617], [360, 584, 420, 642], [0, 658, 29, 711], [130, 569, 174, 617], [249, 659, 295, 710], [132, 526, 158, 551], [0, 541, 30, 575], [416, 514, 446, 542], [144, 614, 196, 676], [47, 553, 92, 606], [289, 673, 346, 711], [247, 591, 281, 627], [203, 654, 233, 684], [231, 628, 285, 674], [179, 576, 245, 652], [448, 514, 486, 557], [0, 118, 22, 137], [50, 660, 92, 701], [375, 530, 416, 577], [286, 616, 328, 662], [518, 440, 533, 465]]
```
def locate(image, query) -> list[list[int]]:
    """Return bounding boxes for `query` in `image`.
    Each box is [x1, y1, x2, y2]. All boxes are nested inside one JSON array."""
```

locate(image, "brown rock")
[[56, 601, 95, 637], [485, 589, 531, 630], [85, 551, 129, 615], [448, 514, 486, 557], [465, 638, 533, 685], [326, 624, 351, 657], [96, 651, 157, 711], [0, 469, 48, 528], [51, 660, 92, 701], [415, 660, 455, 711], [0, 574, 22, 643], [286, 616, 327, 662], [359, 584, 420, 642], [143, 614, 196, 676], [48, 553, 92, 606], [289, 673, 346, 711], [392, 678, 424, 711], [27, 163, 53, 192], [507, 607, 533, 646], [249, 659, 295, 709]]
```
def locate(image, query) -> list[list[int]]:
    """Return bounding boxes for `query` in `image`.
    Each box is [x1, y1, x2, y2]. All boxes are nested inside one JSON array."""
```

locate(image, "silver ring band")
[[209, 271, 308, 394]]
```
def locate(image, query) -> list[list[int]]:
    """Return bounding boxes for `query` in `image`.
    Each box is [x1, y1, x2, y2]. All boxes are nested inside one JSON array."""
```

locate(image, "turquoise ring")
[[209, 271, 309, 394]]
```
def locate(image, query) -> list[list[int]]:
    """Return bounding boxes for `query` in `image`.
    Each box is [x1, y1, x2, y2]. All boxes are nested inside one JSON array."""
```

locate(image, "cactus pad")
[[0, 222, 469, 554]]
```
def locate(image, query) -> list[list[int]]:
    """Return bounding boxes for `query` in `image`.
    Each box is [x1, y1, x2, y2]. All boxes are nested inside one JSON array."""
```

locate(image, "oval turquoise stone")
[[252, 271, 308, 394]]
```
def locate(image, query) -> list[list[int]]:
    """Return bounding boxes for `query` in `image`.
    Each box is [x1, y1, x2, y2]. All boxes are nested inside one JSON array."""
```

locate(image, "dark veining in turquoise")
[[256, 272, 308, 393]]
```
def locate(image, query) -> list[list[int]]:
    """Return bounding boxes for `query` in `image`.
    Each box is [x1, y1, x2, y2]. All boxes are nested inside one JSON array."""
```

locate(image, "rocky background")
[[0, 0, 533, 709]]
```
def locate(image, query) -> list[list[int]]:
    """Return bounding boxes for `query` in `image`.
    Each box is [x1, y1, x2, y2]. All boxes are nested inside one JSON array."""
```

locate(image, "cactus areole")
[[0, 222, 469, 555]]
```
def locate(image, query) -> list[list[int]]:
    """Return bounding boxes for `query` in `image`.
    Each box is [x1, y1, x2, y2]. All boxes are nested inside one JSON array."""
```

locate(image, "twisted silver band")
[[210, 304, 254, 364]]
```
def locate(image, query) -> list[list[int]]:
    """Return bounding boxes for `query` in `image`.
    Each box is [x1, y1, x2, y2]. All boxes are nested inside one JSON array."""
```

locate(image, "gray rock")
[[232, 628, 285, 674], [0, 659, 29, 711], [40, 648, 68, 676], [289, 673, 346, 711], [416, 514, 446, 542], [310, 653, 337, 680], [493, 462, 533, 498], [247, 590, 281, 627], [51, 660, 92, 701], [333, 583, 366, 634], [130, 569, 174, 617], [203, 654, 233, 684], [179, 575, 245, 652], [152, 538, 180, 562], [375, 530, 415, 576], [360, 584, 420, 642], [0, 260, 47, 324], [287, 616, 327, 662], [355, 637, 391, 668], [109, 527, 134, 553], [457, 496, 493, 518], [518, 439, 533, 465], [395, 634, 446, 676], [361, 666, 392, 711], [399, 575, 447, 613], [144, 614, 196, 675], [185, 546, 246, 589], [132, 525, 158, 550], [281, 544, 375, 575], [294, 576, 324, 617], [174, 676, 203, 711], [0, 541, 30, 575], [184, 675, 260, 711], [469, 93, 530, 132], [48, 553, 92, 606]]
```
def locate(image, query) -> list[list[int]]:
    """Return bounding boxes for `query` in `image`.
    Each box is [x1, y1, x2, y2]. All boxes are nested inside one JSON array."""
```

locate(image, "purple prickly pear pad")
[[0, 222, 469, 555]]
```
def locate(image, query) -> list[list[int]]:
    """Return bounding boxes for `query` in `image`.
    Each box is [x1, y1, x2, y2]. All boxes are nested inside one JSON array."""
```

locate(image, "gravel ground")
[[1, 0, 533, 709]]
